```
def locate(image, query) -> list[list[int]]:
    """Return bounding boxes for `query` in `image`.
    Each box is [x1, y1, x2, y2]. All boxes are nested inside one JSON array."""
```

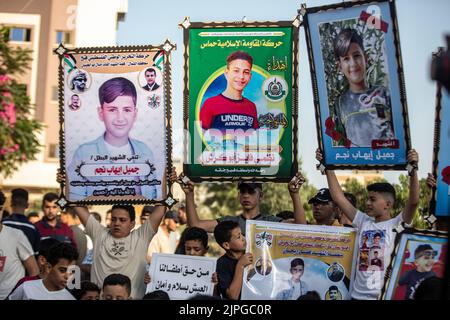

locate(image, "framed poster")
[[430, 51, 450, 216], [382, 228, 447, 300], [181, 17, 299, 182], [241, 220, 357, 300], [302, 0, 411, 169], [54, 41, 177, 207], [147, 253, 217, 300]]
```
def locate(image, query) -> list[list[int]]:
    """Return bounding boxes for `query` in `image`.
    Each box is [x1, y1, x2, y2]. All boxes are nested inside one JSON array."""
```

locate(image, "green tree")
[[0, 27, 43, 177]]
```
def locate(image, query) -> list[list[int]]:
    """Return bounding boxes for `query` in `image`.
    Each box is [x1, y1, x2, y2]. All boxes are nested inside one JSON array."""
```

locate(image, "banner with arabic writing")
[[303, 0, 411, 169], [56, 44, 175, 206], [242, 220, 357, 300], [430, 85, 450, 216], [182, 21, 299, 181], [147, 253, 217, 299]]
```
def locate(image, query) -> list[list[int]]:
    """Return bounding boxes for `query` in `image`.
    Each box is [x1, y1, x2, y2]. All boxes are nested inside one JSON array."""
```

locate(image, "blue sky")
[[117, 0, 450, 188]]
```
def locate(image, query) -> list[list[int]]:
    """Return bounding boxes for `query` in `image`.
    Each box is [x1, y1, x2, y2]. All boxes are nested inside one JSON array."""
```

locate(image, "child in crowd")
[[70, 280, 101, 300], [102, 273, 132, 300], [8, 242, 78, 300], [214, 221, 253, 300]]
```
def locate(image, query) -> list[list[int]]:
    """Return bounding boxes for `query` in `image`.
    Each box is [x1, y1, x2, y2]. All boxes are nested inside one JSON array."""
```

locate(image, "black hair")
[[344, 192, 357, 207], [102, 273, 131, 296], [329, 285, 338, 292], [111, 205, 136, 222], [367, 182, 396, 205], [47, 242, 79, 266], [145, 67, 156, 75], [297, 291, 321, 301], [38, 238, 60, 260], [333, 28, 365, 60], [42, 192, 59, 207], [184, 227, 208, 249], [98, 77, 137, 108], [90, 212, 102, 223], [213, 221, 240, 248], [142, 290, 170, 300], [276, 210, 294, 220], [226, 51, 253, 68], [11, 188, 28, 208], [291, 258, 305, 269], [27, 211, 40, 219], [142, 205, 156, 215], [70, 281, 100, 300]]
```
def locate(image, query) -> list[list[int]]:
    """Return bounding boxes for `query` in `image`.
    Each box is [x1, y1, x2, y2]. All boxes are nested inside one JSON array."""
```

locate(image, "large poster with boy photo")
[[55, 42, 176, 206], [303, 0, 411, 169], [430, 78, 450, 217], [241, 220, 357, 300], [382, 230, 447, 300], [181, 18, 299, 181]]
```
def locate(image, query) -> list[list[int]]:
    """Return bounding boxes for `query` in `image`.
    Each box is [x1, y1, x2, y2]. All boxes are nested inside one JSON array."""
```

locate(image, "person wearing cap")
[[172, 169, 307, 236], [146, 210, 180, 263], [398, 244, 438, 299], [308, 188, 342, 226]]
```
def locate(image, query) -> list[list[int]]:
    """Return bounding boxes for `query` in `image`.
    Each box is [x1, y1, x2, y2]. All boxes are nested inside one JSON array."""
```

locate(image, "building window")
[[9, 27, 32, 42], [48, 143, 59, 159], [56, 31, 72, 45], [51, 86, 59, 101]]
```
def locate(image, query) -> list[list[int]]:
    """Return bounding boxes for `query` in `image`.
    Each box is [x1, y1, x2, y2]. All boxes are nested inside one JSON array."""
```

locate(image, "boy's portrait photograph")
[[182, 19, 299, 181], [57, 46, 174, 205], [303, 0, 411, 169], [382, 232, 447, 300]]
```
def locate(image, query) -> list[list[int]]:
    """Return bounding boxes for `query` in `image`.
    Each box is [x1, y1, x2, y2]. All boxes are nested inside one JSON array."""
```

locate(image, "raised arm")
[[148, 205, 167, 234], [289, 172, 307, 224], [316, 149, 357, 222], [402, 149, 420, 225], [226, 253, 253, 300], [172, 170, 218, 233]]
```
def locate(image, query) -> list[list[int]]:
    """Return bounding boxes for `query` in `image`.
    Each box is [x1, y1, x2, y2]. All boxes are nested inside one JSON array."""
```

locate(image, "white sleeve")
[[136, 220, 156, 248], [8, 284, 25, 300], [351, 210, 367, 229], [85, 214, 105, 242], [17, 231, 34, 261]]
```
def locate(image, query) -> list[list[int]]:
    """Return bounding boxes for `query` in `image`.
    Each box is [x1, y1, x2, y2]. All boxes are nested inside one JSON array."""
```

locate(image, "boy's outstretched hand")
[[316, 148, 323, 162], [407, 149, 419, 165], [288, 172, 305, 194], [426, 173, 436, 189]]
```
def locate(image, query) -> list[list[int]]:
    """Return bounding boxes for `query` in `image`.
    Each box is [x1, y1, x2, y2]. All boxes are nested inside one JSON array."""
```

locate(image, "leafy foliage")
[[0, 27, 43, 177]]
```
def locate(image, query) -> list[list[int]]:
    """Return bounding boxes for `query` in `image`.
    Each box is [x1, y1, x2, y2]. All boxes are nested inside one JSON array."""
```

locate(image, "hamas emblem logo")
[[255, 231, 273, 248], [147, 94, 161, 109], [263, 76, 288, 102]]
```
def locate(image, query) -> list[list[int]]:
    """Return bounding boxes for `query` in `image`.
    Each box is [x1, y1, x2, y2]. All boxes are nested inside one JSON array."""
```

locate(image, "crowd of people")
[[0, 151, 447, 300]]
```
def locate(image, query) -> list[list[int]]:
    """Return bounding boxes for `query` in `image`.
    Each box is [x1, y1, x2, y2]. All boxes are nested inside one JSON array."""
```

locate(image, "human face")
[[59, 212, 70, 225], [105, 212, 112, 228], [72, 74, 87, 91], [98, 95, 137, 146], [415, 251, 436, 272], [165, 218, 178, 232], [226, 227, 246, 253], [46, 258, 76, 290], [43, 200, 59, 221], [184, 239, 208, 256], [290, 265, 304, 282], [338, 42, 367, 91], [102, 285, 130, 300], [81, 290, 100, 300], [110, 208, 135, 238], [145, 70, 156, 86], [239, 188, 261, 211], [329, 290, 338, 300], [366, 191, 390, 218], [140, 213, 150, 225], [225, 59, 252, 93], [312, 201, 336, 225], [71, 95, 79, 107]]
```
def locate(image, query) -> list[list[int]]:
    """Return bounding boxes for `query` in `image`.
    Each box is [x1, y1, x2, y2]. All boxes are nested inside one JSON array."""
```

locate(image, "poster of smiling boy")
[[302, 0, 411, 169], [181, 18, 299, 181], [55, 42, 176, 206]]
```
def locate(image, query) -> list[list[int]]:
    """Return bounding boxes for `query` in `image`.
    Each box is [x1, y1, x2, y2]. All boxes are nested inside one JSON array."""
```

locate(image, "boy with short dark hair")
[[398, 244, 438, 300], [317, 148, 420, 300], [70, 280, 101, 300], [332, 28, 394, 147], [8, 242, 78, 300], [214, 221, 253, 300], [102, 273, 132, 300]]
